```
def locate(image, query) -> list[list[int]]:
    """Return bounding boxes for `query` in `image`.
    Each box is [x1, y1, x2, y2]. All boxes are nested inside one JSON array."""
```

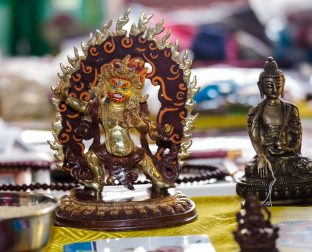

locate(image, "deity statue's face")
[[262, 76, 284, 100], [107, 77, 132, 103]]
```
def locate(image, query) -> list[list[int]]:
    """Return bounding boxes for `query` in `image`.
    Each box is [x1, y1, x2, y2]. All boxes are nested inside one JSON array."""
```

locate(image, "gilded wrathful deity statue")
[[236, 57, 312, 204], [54, 56, 171, 197], [49, 9, 198, 230]]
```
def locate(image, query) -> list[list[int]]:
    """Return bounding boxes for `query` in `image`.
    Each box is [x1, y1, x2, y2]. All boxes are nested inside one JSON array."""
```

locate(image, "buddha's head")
[[258, 57, 285, 100]]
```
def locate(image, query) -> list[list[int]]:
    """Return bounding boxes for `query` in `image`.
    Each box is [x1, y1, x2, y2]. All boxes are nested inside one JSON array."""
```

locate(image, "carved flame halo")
[[50, 8, 198, 171]]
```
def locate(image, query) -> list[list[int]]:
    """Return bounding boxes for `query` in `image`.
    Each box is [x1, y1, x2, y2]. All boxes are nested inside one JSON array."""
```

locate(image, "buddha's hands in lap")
[[257, 154, 271, 179], [269, 142, 294, 156]]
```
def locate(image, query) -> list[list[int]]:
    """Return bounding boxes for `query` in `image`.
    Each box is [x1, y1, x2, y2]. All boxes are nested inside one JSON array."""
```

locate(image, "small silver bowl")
[[0, 192, 57, 251]]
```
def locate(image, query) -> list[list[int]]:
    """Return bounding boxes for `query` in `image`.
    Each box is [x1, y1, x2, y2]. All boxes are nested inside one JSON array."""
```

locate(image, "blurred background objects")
[[0, 0, 312, 126], [0, 0, 312, 185]]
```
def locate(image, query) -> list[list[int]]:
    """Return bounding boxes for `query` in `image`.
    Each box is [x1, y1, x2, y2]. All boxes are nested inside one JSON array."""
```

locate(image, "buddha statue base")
[[236, 177, 312, 205], [55, 185, 197, 230]]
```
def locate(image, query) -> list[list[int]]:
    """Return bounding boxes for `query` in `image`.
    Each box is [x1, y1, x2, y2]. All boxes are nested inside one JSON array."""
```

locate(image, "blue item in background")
[[63, 241, 96, 252], [195, 81, 238, 103]]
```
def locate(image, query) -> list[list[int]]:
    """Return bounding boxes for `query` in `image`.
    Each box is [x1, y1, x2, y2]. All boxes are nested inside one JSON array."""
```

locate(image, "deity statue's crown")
[[261, 56, 283, 79], [101, 55, 148, 90]]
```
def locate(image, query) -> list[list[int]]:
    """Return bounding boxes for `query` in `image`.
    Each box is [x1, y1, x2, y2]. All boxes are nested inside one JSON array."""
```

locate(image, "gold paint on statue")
[[54, 56, 170, 197]]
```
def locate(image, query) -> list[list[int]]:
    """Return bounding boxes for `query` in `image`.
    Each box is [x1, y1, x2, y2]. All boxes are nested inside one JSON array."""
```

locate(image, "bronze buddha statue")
[[236, 57, 312, 204]]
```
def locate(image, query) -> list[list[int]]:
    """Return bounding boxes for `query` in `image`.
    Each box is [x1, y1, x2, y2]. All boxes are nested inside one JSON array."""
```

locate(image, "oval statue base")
[[236, 177, 312, 206], [55, 185, 197, 230]]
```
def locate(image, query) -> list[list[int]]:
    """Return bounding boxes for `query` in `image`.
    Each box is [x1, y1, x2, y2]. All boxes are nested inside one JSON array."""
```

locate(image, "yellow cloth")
[[44, 196, 242, 252]]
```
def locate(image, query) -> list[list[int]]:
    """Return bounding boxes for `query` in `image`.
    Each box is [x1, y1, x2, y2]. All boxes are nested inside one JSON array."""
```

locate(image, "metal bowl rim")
[[0, 191, 58, 221]]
